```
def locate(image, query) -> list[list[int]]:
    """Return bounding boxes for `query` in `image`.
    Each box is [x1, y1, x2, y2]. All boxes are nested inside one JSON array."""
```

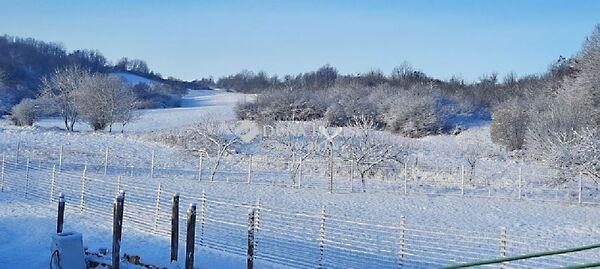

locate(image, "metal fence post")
[[185, 203, 197, 269], [199, 191, 207, 247], [25, 158, 30, 197], [57, 193, 65, 233], [79, 165, 87, 212], [461, 164, 465, 196], [247, 208, 255, 269], [113, 191, 125, 269], [247, 155, 253, 184], [403, 162, 408, 195], [58, 144, 64, 172], [150, 150, 155, 179], [318, 206, 326, 269], [517, 166, 522, 199], [500, 227, 508, 269], [350, 160, 355, 192], [197, 156, 203, 181], [1, 155, 5, 192], [154, 183, 163, 233], [15, 141, 21, 168], [298, 157, 303, 188], [50, 165, 57, 204], [254, 198, 262, 255], [104, 147, 109, 176], [578, 173, 583, 204], [171, 193, 180, 263], [116, 176, 122, 196], [398, 216, 406, 268]]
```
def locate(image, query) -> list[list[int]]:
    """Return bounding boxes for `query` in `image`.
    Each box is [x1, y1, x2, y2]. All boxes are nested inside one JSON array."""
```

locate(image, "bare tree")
[[458, 129, 503, 182], [40, 66, 91, 131], [187, 117, 242, 181], [263, 122, 326, 185], [339, 115, 406, 192]]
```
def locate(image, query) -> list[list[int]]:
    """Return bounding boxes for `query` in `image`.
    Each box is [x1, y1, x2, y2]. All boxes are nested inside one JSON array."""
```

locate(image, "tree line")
[[0, 34, 198, 115]]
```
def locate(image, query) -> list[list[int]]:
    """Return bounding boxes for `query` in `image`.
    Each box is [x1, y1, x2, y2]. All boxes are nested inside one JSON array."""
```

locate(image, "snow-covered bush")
[[76, 74, 139, 131], [383, 88, 445, 138], [324, 103, 347, 127], [490, 99, 528, 151]]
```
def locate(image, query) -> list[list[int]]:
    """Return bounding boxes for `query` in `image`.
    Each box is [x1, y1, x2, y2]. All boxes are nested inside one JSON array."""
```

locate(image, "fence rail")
[[0, 156, 598, 268]]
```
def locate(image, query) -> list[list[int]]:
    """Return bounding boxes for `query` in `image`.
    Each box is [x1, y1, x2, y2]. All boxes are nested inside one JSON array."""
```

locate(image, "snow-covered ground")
[[35, 88, 253, 133], [1, 88, 600, 268]]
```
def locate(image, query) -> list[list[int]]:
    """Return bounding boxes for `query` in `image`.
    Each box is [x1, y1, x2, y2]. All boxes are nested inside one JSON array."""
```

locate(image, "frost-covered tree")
[[76, 74, 139, 131], [188, 117, 241, 181], [263, 121, 327, 185], [40, 66, 91, 131], [339, 115, 406, 192], [490, 99, 529, 151], [458, 129, 503, 181]]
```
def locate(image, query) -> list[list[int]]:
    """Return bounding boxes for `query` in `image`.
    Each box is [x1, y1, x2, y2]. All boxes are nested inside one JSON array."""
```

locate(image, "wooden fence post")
[[460, 165, 465, 196], [247, 155, 253, 184], [79, 165, 87, 212], [197, 156, 203, 181], [58, 145, 64, 172], [154, 183, 163, 233], [150, 150, 155, 179], [171, 193, 180, 263], [318, 206, 326, 269], [199, 191, 206, 247], [247, 208, 255, 269], [398, 216, 406, 268], [25, 158, 30, 197], [1, 154, 5, 192], [50, 165, 57, 204], [113, 191, 125, 269], [104, 147, 109, 176], [57, 193, 65, 233], [500, 227, 508, 269], [185, 203, 197, 269]]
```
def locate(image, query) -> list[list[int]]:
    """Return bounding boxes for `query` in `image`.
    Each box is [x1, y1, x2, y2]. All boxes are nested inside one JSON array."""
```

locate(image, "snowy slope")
[[34, 88, 255, 133], [112, 72, 156, 86]]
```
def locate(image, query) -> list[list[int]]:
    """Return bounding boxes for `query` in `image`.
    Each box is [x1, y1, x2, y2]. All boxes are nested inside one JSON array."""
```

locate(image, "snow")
[[0, 197, 255, 269], [112, 72, 156, 86], [1, 88, 599, 268], [34, 89, 253, 133]]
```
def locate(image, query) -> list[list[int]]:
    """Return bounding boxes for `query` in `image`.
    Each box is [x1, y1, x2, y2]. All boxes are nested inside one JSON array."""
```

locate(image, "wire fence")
[[2, 143, 600, 205], [0, 157, 598, 268]]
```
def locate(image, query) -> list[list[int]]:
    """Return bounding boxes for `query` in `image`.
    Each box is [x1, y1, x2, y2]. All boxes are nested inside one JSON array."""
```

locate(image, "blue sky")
[[0, 0, 598, 81]]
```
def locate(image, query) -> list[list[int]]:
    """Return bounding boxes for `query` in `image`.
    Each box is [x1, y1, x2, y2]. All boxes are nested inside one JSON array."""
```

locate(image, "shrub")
[[9, 98, 39, 126], [490, 99, 528, 151]]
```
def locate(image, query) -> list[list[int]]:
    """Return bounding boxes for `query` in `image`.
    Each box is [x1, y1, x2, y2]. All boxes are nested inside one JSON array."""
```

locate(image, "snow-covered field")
[[1, 88, 599, 268], [35, 88, 253, 133]]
